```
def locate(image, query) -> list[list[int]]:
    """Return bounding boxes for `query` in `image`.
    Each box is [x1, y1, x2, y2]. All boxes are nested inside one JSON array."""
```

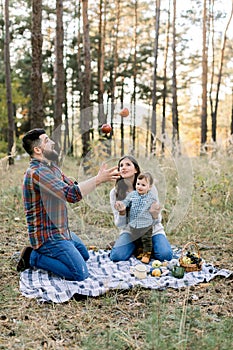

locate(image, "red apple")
[[101, 124, 112, 134], [119, 108, 129, 117]]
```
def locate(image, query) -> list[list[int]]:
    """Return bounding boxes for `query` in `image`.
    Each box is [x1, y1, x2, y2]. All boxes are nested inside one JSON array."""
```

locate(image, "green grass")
[[0, 155, 232, 349]]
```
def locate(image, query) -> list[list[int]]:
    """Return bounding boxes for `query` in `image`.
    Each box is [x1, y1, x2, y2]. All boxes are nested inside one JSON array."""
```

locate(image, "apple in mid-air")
[[119, 108, 129, 117], [101, 124, 112, 134]]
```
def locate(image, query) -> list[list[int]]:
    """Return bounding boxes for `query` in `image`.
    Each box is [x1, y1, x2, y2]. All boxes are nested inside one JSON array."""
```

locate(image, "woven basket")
[[179, 241, 202, 272]]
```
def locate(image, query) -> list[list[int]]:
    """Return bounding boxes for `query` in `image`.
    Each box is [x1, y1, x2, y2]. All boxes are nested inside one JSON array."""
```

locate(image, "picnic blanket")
[[19, 249, 232, 303]]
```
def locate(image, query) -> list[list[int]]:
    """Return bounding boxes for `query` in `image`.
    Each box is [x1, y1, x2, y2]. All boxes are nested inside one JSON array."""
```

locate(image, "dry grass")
[[0, 155, 232, 350]]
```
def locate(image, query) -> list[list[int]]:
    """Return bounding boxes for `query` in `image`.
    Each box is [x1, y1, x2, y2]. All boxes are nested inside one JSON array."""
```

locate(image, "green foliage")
[[0, 140, 8, 153], [0, 77, 30, 141], [0, 135, 25, 156]]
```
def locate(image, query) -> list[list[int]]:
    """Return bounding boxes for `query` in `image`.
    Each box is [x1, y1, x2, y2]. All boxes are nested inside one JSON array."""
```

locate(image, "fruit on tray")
[[151, 268, 161, 277], [182, 251, 202, 267], [152, 260, 162, 268], [182, 256, 192, 265]]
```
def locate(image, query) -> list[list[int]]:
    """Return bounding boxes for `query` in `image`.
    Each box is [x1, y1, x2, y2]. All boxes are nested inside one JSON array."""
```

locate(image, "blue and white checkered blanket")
[[19, 249, 232, 303]]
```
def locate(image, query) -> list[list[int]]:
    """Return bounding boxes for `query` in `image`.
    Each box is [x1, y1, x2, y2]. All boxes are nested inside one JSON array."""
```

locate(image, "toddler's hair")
[[137, 172, 154, 186]]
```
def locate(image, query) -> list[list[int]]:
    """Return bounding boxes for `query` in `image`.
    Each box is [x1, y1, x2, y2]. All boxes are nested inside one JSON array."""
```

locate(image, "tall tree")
[[97, 0, 107, 130], [161, 0, 171, 155], [68, 0, 82, 156], [210, 0, 233, 142], [209, 0, 215, 142], [76, 0, 82, 121], [120, 78, 125, 156], [150, 0, 161, 155], [63, 67, 70, 155], [131, 0, 138, 153], [54, 0, 65, 138], [4, 0, 14, 164], [201, 0, 208, 152], [110, 0, 121, 144], [171, 0, 179, 154], [81, 0, 91, 157], [31, 0, 44, 128]]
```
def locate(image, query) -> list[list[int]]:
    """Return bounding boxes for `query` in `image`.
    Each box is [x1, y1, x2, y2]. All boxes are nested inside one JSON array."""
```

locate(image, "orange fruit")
[[119, 108, 129, 117], [151, 268, 161, 277]]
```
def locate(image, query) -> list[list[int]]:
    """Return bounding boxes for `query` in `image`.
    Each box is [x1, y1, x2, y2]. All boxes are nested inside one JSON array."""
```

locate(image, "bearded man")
[[17, 128, 119, 281]]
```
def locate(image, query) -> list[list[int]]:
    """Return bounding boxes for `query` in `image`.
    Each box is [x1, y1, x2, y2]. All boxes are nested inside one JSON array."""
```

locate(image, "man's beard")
[[43, 149, 59, 162]]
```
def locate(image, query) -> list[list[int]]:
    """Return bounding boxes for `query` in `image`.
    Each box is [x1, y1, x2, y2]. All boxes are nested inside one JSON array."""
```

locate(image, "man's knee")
[[72, 269, 89, 281]]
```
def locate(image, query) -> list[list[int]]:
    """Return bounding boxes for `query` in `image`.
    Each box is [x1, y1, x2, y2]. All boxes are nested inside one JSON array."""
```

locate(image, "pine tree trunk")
[[54, 0, 65, 142], [151, 0, 161, 155], [212, 2, 233, 142], [209, 0, 215, 142], [63, 70, 70, 155], [77, 0, 83, 109], [161, 0, 171, 155], [98, 0, 107, 130], [31, 0, 44, 128], [201, 0, 208, 152], [70, 2, 81, 156], [132, 0, 138, 154], [110, 0, 120, 145], [81, 0, 91, 157], [172, 0, 179, 154], [4, 0, 14, 165]]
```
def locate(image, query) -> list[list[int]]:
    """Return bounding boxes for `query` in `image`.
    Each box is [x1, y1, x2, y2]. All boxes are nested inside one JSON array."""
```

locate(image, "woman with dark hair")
[[109, 155, 173, 262]]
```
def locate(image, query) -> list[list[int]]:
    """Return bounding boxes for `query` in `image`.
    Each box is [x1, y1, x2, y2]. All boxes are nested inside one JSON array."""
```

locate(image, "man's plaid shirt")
[[23, 158, 82, 249]]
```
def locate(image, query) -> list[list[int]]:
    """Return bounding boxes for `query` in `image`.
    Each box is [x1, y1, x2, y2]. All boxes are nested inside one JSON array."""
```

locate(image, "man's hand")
[[79, 163, 120, 196], [149, 201, 161, 219], [95, 163, 120, 185]]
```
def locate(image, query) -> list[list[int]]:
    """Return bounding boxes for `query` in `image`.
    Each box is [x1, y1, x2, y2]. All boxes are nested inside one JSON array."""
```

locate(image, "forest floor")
[[0, 155, 232, 350]]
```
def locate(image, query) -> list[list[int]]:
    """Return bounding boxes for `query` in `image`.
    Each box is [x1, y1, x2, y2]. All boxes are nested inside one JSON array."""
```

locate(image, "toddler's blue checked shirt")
[[122, 190, 157, 229]]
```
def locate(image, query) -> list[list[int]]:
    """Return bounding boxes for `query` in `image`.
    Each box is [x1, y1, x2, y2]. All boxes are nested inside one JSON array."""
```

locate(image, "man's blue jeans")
[[110, 232, 173, 262], [30, 232, 89, 281]]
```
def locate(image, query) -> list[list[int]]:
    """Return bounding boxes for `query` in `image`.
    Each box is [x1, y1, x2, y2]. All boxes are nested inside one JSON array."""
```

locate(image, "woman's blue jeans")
[[110, 231, 173, 262], [30, 232, 89, 281]]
